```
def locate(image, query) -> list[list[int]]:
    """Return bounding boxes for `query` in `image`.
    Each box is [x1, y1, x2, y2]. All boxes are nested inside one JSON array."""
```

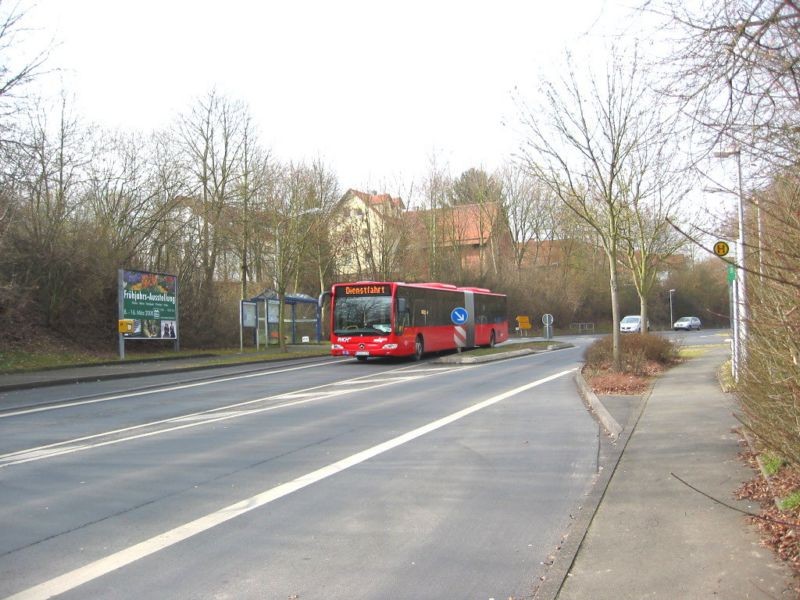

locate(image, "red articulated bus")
[[322, 281, 508, 361]]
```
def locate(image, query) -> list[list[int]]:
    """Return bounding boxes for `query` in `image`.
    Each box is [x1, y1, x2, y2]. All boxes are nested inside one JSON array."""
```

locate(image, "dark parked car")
[[673, 316, 701, 331]]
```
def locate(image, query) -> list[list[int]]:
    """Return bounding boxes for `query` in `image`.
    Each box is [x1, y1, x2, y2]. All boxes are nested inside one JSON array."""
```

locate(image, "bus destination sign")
[[337, 284, 390, 297]]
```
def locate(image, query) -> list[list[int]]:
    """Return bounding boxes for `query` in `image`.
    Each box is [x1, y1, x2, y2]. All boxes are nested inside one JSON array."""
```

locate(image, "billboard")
[[119, 269, 178, 339]]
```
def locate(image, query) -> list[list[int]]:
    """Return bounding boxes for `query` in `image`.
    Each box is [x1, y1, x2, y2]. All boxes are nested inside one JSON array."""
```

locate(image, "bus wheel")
[[413, 336, 424, 361], [489, 331, 496, 348]]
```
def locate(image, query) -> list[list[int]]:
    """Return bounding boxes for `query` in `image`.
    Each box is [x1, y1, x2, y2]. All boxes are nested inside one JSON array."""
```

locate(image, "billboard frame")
[[118, 268, 180, 359]]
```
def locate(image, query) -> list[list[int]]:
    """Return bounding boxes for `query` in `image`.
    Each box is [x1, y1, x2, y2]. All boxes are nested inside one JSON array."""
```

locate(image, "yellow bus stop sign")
[[714, 241, 730, 257]]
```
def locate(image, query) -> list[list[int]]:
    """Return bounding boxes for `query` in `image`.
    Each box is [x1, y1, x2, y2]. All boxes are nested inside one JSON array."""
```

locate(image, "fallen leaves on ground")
[[583, 360, 665, 395], [735, 444, 800, 594]]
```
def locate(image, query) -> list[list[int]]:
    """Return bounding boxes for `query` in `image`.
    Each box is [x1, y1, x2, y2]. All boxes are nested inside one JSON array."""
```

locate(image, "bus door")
[[395, 294, 411, 332]]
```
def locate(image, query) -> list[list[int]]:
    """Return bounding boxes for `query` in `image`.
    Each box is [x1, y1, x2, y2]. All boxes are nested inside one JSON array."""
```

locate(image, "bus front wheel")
[[413, 336, 424, 361]]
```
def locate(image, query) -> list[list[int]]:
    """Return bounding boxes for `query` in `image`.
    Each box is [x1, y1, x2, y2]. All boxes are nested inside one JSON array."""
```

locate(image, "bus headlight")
[[381, 344, 398, 350], [331, 344, 344, 350]]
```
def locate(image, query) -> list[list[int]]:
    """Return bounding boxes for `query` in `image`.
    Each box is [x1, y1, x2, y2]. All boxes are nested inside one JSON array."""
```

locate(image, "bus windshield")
[[333, 295, 393, 335]]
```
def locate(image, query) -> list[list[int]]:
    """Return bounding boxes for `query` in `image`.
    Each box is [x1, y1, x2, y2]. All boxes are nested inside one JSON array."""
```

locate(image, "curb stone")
[[573, 370, 623, 440], [432, 342, 572, 364]]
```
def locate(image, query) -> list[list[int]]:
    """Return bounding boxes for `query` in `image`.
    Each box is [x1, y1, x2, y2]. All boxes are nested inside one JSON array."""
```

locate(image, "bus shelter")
[[243, 290, 321, 348]]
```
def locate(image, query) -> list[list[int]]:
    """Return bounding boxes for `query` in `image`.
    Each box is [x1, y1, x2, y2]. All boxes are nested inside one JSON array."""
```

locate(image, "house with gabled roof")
[[332, 189, 406, 280], [403, 201, 514, 281]]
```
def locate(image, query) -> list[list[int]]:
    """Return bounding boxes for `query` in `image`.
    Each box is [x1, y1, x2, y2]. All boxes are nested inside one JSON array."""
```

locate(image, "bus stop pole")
[[117, 269, 125, 360], [291, 302, 297, 344], [264, 298, 280, 350]]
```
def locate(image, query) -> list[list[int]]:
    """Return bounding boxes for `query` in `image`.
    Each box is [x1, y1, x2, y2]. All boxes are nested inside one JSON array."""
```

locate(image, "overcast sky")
[[23, 0, 649, 193]]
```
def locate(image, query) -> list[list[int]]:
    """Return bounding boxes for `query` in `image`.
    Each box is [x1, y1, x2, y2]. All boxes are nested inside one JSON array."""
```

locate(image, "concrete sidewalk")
[[556, 346, 796, 599]]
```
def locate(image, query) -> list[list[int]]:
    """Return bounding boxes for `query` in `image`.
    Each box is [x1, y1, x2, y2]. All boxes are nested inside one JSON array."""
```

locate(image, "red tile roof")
[[406, 202, 502, 246], [347, 189, 405, 210]]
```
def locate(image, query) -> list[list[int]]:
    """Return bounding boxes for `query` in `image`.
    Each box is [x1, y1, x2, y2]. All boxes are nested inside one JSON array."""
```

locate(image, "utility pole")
[[669, 288, 675, 327], [715, 149, 748, 381]]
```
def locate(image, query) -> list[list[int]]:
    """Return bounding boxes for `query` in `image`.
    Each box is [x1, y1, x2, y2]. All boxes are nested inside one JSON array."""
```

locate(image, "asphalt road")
[[0, 332, 724, 599]]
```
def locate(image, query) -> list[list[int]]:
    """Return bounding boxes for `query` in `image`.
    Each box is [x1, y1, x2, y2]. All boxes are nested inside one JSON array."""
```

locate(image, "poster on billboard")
[[241, 301, 257, 328], [118, 269, 179, 341]]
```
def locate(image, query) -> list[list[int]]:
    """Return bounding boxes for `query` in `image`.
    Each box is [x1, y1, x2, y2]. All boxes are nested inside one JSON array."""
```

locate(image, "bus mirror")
[[318, 290, 330, 309]]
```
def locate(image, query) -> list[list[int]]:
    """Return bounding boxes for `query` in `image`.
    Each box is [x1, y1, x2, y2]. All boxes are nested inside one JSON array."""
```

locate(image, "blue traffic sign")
[[450, 307, 468, 325]]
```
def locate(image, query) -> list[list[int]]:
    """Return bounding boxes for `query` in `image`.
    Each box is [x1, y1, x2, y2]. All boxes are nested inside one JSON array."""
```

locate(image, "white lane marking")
[[0, 366, 470, 469], [170, 410, 260, 423], [3, 446, 89, 464], [5, 368, 575, 600], [0, 359, 343, 419]]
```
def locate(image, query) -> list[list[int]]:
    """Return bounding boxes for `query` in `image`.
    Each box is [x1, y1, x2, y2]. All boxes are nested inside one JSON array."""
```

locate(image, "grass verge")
[[0, 344, 331, 374]]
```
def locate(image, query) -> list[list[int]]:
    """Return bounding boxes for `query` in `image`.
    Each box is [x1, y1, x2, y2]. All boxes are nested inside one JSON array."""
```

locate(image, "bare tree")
[[0, 1, 49, 129], [176, 89, 246, 287], [418, 154, 452, 280], [306, 158, 339, 295], [520, 48, 659, 370], [232, 114, 271, 300], [499, 163, 557, 279], [612, 103, 697, 329], [664, 0, 800, 171], [264, 162, 325, 351], [83, 130, 182, 267], [146, 130, 193, 276], [7, 96, 88, 326], [450, 168, 503, 278]]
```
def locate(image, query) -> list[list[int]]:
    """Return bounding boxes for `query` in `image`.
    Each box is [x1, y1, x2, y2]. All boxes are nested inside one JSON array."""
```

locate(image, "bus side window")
[[413, 300, 428, 326]]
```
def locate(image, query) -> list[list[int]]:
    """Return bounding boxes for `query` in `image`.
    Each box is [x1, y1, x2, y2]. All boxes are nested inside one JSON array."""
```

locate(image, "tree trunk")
[[639, 297, 649, 334], [609, 257, 622, 371]]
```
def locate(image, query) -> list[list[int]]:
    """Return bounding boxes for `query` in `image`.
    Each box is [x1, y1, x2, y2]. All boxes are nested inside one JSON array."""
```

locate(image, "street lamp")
[[668, 289, 675, 328], [714, 149, 747, 381]]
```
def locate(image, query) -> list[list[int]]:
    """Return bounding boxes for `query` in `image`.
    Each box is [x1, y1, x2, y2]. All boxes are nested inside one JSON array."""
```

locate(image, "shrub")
[[736, 170, 800, 469], [584, 333, 679, 375]]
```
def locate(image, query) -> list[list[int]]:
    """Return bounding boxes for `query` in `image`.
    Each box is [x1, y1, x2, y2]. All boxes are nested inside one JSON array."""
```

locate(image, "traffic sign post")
[[716, 238, 739, 380], [515, 315, 531, 336], [542, 313, 554, 340], [450, 307, 468, 325], [450, 307, 469, 352]]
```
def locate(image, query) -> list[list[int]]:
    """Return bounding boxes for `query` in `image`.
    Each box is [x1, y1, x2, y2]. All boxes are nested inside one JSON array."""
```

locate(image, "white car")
[[673, 316, 702, 331], [620, 315, 648, 333]]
